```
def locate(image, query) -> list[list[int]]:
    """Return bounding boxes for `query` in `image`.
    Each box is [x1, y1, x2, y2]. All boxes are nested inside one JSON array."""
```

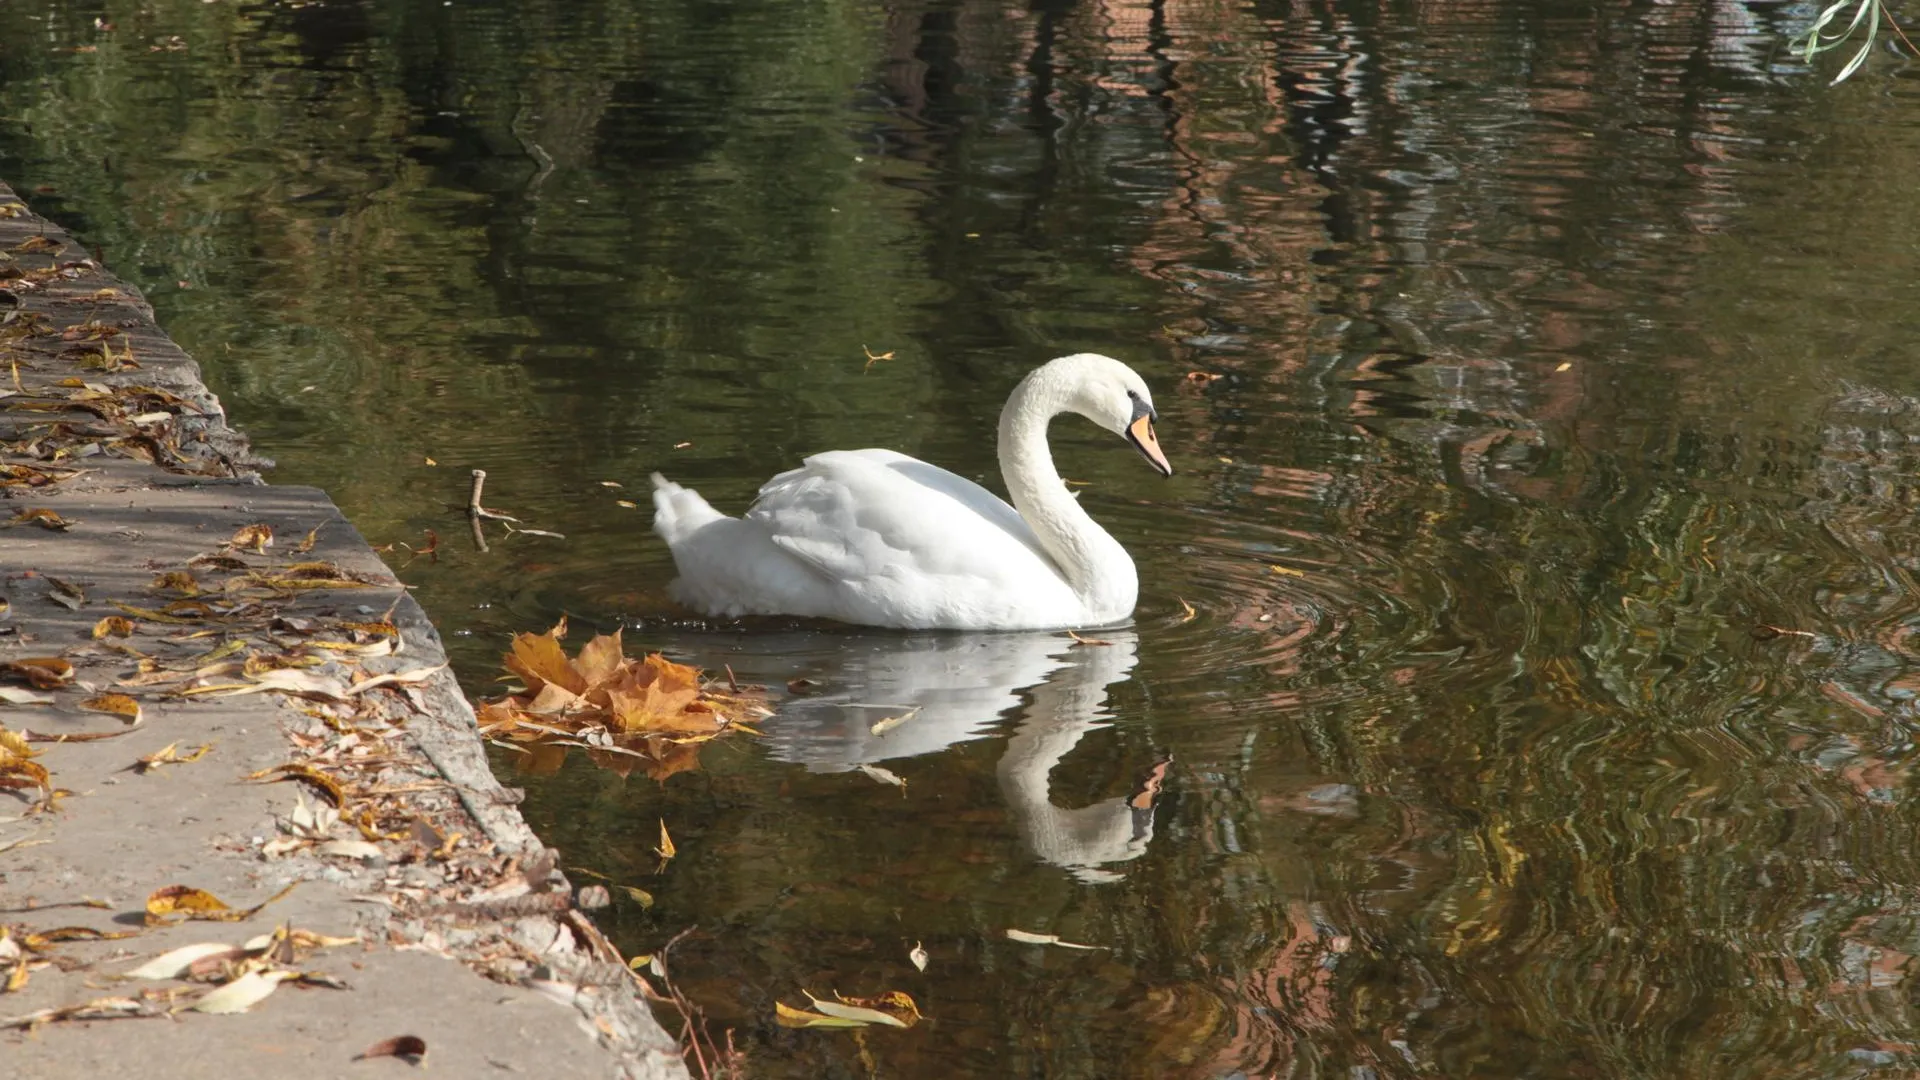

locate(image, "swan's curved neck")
[[997, 367, 1134, 617]]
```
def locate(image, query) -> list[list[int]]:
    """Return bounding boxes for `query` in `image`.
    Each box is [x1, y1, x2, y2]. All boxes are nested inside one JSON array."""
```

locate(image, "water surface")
[[8, 0, 1920, 1075]]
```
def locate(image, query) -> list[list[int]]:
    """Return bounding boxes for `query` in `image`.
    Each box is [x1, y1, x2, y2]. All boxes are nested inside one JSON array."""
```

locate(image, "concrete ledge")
[[0, 183, 688, 1079]]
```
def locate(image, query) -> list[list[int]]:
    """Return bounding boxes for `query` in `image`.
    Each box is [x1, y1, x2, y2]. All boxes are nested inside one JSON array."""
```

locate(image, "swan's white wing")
[[747, 449, 1062, 592]]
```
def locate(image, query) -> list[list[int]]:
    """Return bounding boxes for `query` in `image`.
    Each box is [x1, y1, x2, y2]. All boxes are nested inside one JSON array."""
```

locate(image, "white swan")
[[650, 353, 1172, 630]]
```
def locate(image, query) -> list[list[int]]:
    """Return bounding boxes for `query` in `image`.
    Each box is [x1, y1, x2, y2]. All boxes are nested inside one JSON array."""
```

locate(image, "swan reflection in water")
[[765, 628, 1159, 883]]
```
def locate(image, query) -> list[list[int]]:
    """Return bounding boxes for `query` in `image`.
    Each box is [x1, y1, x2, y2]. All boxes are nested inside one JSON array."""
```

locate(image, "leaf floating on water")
[[861, 345, 895, 373], [616, 500, 638, 509], [80, 693, 142, 725], [1005, 928, 1104, 950], [1065, 629, 1112, 647], [855, 763, 906, 790], [869, 707, 920, 737], [355, 1035, 428, 1064], [802, 990, 910, 1028], [653, 819, 676, 869], [909, 941, 928, 972], [599, 480, 623, 488], [1176, 596, 1197, 624], [1129, 756, 1172, 810], [187, 969, 295, 1014], [775, 1000, 868, 1029], [619, 885, 655, 909], [1268, 564, 1305, 578], [477, 622, 765, 780]]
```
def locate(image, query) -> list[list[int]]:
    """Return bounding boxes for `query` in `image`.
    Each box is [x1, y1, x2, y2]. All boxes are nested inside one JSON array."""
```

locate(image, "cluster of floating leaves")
[[474, 618, 769, 782]]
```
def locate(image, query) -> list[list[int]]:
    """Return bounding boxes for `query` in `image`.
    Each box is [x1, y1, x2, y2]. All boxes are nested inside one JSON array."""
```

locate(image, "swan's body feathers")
[[652, 353, 1167, 631]]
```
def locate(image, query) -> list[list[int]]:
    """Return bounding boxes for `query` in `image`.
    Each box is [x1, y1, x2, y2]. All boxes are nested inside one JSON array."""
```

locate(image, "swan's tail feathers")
[[651, 473, 725, 545]]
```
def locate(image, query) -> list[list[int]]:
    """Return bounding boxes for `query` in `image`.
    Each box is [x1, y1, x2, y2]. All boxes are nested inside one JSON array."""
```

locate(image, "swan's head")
[[1049, 353, 1173, 477]]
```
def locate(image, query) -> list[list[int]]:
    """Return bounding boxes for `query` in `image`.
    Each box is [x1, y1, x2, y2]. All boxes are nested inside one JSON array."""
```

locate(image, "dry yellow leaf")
[[228, 523, 273, 553], [245, 763, 346, 807], [9, 507, 74, 531], [775, 1000, 868, 1029], [79, 694, 142, 725]]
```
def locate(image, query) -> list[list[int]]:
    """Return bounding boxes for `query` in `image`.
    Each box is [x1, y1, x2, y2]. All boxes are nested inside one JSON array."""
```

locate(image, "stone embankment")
[[0, 182, 687, 1079]]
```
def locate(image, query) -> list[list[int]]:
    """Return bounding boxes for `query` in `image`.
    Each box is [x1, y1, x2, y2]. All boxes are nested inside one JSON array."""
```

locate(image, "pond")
[[8, 0, 1920, 1074]]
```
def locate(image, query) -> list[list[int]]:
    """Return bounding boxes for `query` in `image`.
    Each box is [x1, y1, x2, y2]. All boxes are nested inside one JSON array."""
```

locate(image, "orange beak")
[[1126, 413, 1173, 477]]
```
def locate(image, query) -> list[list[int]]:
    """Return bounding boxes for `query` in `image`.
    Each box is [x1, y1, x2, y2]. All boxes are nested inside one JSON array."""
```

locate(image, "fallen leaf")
[[145, 885, 233, 924], [855, 763, 906, 790], [192, 668, 352, 703], [616, 500, 638, 509], [355, 1035, 428, 1063], [187, 969, 294, 1014], [80, 694, 142, 725], [1268, 564, 1305, 578], [145, 882, 296, 926], [1005, 928, 1103, 950], [345, 664, 446, 696], [293, 525, 321, 554], [653, 819, 676, 869], [246, 763, 346, 808], [125, 942, 243, 980], [92, 615, 135, 638], [0, 688, 54, 706], [803, 990, 908, 1028], [1176, 596, 1197, 624], [0, 658, 73, 689], [148, 571, 200, 595], [861, 345, 896, 373], [8, 507, 74, 531], [227, 523, 273, 554], [315, 839, 382, 860], [909, 941, 928, 972], [45, 578, 84, 610], [775, 1000, 868, 1029], [1065, 629, 1112, 647], [869, 707, 920, 737], [619, 885, 654, 909], [134, 742, 210, 773], [0, 995, 150, 1029], [832, 990, 924, 1027]]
